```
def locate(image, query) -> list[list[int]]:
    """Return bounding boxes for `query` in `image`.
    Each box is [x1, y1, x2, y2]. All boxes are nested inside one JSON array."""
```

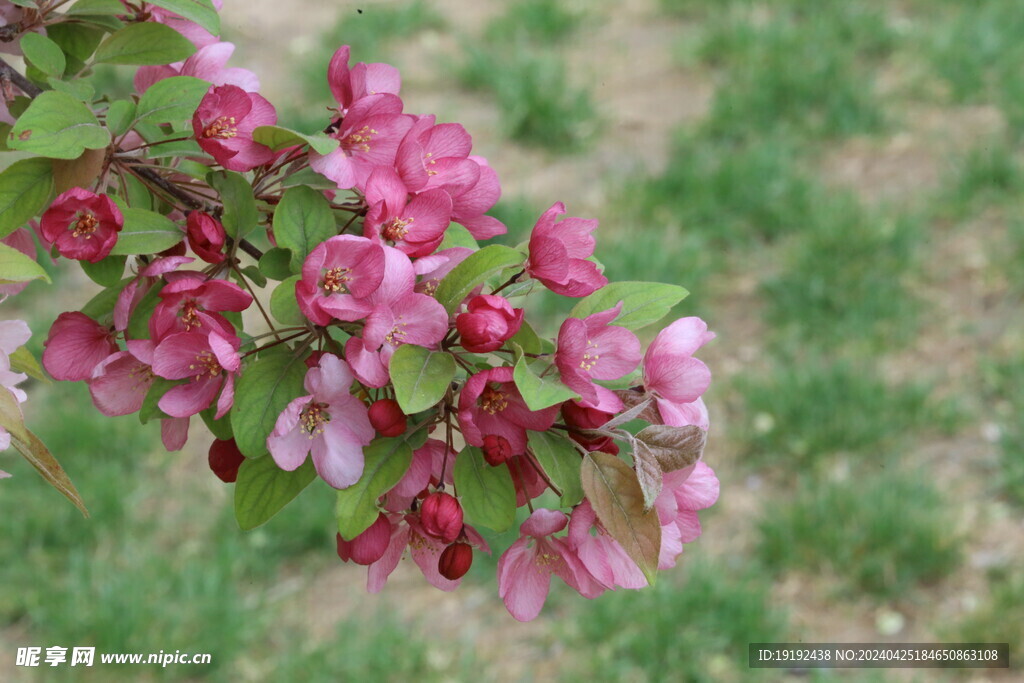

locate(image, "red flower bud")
[[482, 434, 513, 466], [186, 211, 227, 264], [562, 400, 613, 430], [304, 350, 325, 369], [438, 542, 473, 580], [368, 398, 407, 437], [420, 491, 464, 543], [208, 438, 245, 483], [336, 513, 392, 565], [455, 295, 524, 353]]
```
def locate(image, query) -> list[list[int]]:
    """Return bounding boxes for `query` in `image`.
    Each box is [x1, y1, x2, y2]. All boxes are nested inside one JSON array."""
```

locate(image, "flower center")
[[579, 339, 601, 372], [384, 318, 408, 346], [343, 125, 377, 153], [381, 216, 412, 242], [202, 116, 238, 139], [480, 385, 508, 415], [301, 402, 331, 437], [72, 212, 99, 239], [188, 351, 223, 379], [322, 266, 352, 293], [180, 299, 202, 330]]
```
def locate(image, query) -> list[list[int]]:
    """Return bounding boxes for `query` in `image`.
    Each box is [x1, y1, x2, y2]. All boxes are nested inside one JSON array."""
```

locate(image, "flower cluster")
[[1, 0, 719, 621]]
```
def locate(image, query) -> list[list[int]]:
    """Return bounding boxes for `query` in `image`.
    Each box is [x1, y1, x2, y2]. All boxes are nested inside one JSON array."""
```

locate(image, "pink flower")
[[657, 461, 720, 568], [448, 156, 506, 240], [0, 319, 31, 404], [413, 247, 474, 298], [87, 342, 156, 417], [42, 312, 118, 381], [115, 255, 194, 334], [561, 400, 618, 455], [383, 438, 454, 512], [395, 115, 475, 192], [362, 167, 452, 257], [152, 330, 240, 419], [40, 188, 123, 263], [367, 398, 407, 437], [310, 94, 412, 190], [186, 211, 226, 263], [498, 509, 604, 622], [327, 45, 401, 113], [266, 353, 373, 489], [135, 41, 260, 94], [525, 202, 607, 297], [642, 317, 715, 429], [555, 303, 641, 411], [337, 513, 392, 565], [457, 367, 559, 456], [146, 0, 223, 48], [568, 500, 648, 589], [192, 85, 277, 172], [150, 275, 252, 341], [456, 295, 523, 353], [420, 491, 464, 544], [296, 235, 386, 325]]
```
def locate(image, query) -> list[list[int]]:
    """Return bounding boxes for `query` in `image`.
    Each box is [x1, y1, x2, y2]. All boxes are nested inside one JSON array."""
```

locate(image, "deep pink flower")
[[150, 275, 252, 341], [457, 367, 559, 456], [561, 400, 619, 455], [448, 156, 506, 240], [555, 303, 641, 411], [115, 255, 194, 334], [642, 317, 715, 429], [396, 115, 475, 192], [186, 211, 226, 263], [295, 235, 386, 325], [456, 295, 523, 353], [87, 343, 156, 417], [438, 541, 474, 580], [498, 509, 604, 621], [152, 330, 240, 419], [368, 398, 407, 437], [414, 247, 474, 298], [192, 84, 277, 172], [135, 41, 260, 95], [208, 437, 245, 483], [525, 202, 607, 297], [420, 491, 464, 544], [362, 167, 453, 257], [383, 438, 454, 512], [40, 188, 123, 263], [327, 45, 401, 113], [337, 513, 392, 565], [42, 312, 118, 381], [311, 94, 413, 190], [266, 353, 374, 489]]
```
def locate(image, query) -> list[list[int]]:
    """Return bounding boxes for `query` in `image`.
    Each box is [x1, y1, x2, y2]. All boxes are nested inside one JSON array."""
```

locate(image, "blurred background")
[[2, 0, 1023, 680]]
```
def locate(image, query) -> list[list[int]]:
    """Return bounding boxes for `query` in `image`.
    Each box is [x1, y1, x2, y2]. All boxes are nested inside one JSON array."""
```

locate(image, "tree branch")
[[0, 56, 42, 98]]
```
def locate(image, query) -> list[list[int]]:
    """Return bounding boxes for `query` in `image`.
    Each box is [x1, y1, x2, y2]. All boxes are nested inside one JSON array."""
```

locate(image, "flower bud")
[[208, 438, 245, 483], [482, 434, 513, 466], [455, 295, 524, 353], [420, 491, 464, 543], [368, 398, 407, 437], [186, 211, 227, 264], [336, 513, 392, 565], [561, 400, 619, 454], [438, 542, 473, 581]]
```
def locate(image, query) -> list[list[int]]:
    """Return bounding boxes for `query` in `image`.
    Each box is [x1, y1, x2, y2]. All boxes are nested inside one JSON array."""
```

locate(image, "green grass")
[[980, 358, 1024, 506], [939, 140, 1024, 217], [737, 354, 954, 469], [484, 0, 582, 45], [947, 568, 1024, 653], [758, 469, 963, 598], [562, 558, 788, 682]]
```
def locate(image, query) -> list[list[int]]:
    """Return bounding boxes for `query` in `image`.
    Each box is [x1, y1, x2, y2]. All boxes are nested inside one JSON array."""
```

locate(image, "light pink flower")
[[555, 302, 641, 411], [498, 509, 604, 621], [135, 41, 260, 94], [362, 167, 452, 257], [327, 45, 401, 114], [0, 319, 31, 403], [152, 330, 240, 419], [115, 255, 195, 334], [145, 0, 224, 48], [192, 85, 277, 172], [266, 354, 373, 489], [657, 461, 720, 566], [87, 341, 156, 417], [525, 202, 607, 297], [150, 275, 251, 341], [568, 499, 648, 589], [457, 367, 559, 456], [642, 317, 715, 429], [413, 247, 474, 298], [40, 188, 123, 263], [42, 312, 118, 382], [296, 235, 387, 325]]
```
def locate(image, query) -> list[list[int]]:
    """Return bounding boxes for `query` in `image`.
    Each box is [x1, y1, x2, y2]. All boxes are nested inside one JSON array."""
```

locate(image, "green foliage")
[[485, 0, 582, 45], [209, 171, 259, 240], [948, 568, 1024, 650], [527, 431, 584, 507], [235, 456, 318, 531], [135, 75, 211, 125], [230, 350, 308, 458], [980, 358, 1024, 506], [336, 436, 418, 540], [94, 22, 196, 65], [9, 90, 110, 159], [513, 354, 578, 411], [758, 469, 963, 597], [433, 244, 524, 314], [109, 207, 184, 255], [0, 158, 53, 238], [453, 446, 517, 533], [569, 281, 689, 331], [389, 345, 456, 414], [273, 186, 336, 270]]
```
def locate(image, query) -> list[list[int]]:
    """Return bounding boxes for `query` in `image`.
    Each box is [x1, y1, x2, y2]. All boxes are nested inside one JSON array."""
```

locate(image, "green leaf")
[[259, 247, 293, 281], [239, 264, 266, 288], [139, 376, 177, 424], [388, 345, 456, 414], [109, 208, 183, 255], [273, 186, 335, 271], [47, 78, 96, 101], [269, 276, 305, 326], [513, 354, 578, 411], [209, 171, 258, 240], [252, 125, 339, 155], [8, 91, 110, 159], [81, 254, 126, 287], [234, 457, 317, 531], [80, 277, 129, 322], [66, 0, 127, 14], [527, 430, 584, 507], [453, 446, 516, 532], [0, 243, 50, 285], [580, 452, 661, 585], [135, 75, 211, 125], [508, 319, 543, 355], [125, 285, 162, 340], [94, 22, 196, 65], [9, 346, 49, 383], [335, 436, 415, 540], [230, 350, 307, 458], [104, 99, 136, 138], [0, 389, 88, 517], [0, 158, 53, 238], [434, 244, 524, 314], [144, 0, 220, 35], [439, 222, 479, 250], [569, 281, 689, 331], [45, 23, 104, 75], [201, 407, 234, 441], [20, 33, 66, 77]]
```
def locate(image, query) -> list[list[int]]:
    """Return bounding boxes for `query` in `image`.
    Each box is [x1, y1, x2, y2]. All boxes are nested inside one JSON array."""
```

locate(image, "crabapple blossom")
[[458, 367, 559, 456], [367, 398, 406, 437], [185, 211, 227, 264], [192, 85, 277, 172], [152, 330, 240, 419], [208, 438, 246, 483], [525, 201, 606, 297], [40, 189, 123, 263], [336, 513, 392, 566], [642, 317, 715, 429], [438, 542, 474, 581], [555, 302, 641, 411], [456, 295, 523, 353], [42, 312, 118, 382], [420, 491, 464, 544]]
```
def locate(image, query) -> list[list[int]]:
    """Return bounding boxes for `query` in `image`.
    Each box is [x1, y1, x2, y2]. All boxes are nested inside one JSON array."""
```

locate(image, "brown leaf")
[[580, 451, 661, 585], [632, 437, 664, 511], [614, 389, 662, 424], [635, 424, 706, 473], [52, 148, 106, 194], [0, 389, 88, 517]]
